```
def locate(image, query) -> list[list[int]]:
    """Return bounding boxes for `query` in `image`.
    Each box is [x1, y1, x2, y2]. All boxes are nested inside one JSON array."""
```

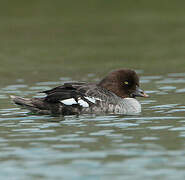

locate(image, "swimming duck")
[[10, 69, 148, 115]]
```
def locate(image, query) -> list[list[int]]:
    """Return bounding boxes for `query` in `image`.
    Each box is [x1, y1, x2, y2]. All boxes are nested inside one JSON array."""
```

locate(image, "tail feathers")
[[10, 95, 33, 107], [10, 95, 50, 114]]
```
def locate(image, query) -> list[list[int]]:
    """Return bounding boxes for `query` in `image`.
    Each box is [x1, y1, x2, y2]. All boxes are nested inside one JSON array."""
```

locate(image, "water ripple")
[[0, 73, 185, 180]]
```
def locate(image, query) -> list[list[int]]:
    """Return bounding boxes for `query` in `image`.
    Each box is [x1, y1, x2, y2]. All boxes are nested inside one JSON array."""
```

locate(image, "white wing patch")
[[78, 99, 89, 107], [61, 98, 77, 105], [60, 96, 102, 108]]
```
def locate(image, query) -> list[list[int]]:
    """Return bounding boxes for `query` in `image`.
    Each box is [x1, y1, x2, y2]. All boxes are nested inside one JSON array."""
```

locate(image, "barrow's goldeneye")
[[10, 69, 148, 115]]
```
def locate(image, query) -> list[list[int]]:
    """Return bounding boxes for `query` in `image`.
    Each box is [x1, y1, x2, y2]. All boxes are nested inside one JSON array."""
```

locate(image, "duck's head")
[[98, 69, 149, 98]]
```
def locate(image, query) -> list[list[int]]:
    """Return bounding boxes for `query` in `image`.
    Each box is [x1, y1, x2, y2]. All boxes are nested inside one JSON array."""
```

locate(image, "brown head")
[[98, 69, 148, 98]]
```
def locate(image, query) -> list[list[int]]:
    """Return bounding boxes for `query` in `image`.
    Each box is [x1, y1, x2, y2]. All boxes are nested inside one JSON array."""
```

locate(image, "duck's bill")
[[131, 87, 149, 98]]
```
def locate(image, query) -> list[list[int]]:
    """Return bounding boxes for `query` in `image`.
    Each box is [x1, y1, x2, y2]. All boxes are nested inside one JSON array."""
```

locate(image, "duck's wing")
[[40, 82, 91, 103], [41, 82, 86, 95]]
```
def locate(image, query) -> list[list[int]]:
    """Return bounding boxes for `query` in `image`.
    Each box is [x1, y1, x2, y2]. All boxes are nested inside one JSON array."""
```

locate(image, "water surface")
[[0, 73, 185, 180]]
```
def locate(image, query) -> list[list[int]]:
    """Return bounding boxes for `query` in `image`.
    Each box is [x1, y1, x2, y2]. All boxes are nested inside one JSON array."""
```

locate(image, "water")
[[1, 0, 185, 179], [0, 73, 185, 180]]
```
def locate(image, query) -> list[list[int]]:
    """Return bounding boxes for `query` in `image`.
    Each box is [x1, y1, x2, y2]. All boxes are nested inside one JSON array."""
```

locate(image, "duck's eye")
[[124, 81, 129, 85]]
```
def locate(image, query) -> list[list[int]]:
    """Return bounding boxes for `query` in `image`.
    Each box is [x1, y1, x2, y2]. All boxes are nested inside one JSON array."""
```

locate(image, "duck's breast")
[[116, 98, 141, 115]]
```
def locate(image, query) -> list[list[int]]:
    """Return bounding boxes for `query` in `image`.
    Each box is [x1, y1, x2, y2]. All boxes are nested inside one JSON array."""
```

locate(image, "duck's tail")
[[10, 95, 52, 114], [10, 95, 33, 107]]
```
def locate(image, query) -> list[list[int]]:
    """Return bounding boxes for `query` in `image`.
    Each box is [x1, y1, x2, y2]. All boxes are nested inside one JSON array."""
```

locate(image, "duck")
[[10, 69, 148, 115]]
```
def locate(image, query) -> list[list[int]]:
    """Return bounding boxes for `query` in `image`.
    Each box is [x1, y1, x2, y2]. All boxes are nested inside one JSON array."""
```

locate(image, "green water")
[[1, 0, 185, 86], [0, 1, 185, 179]]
